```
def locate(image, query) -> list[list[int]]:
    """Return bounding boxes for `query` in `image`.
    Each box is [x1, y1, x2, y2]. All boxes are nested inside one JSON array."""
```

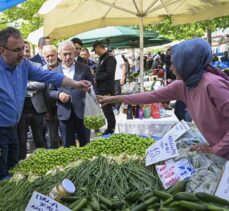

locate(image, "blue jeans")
[[0, 127, 19, 180]]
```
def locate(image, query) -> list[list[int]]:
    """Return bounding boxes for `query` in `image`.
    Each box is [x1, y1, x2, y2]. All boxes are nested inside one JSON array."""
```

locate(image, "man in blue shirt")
[[0, 27, 91, 180]]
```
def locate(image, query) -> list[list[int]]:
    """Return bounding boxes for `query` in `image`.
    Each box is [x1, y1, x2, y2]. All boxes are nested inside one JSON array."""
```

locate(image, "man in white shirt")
[[114, 53, 127, 114], [49, 41, 94, 147]]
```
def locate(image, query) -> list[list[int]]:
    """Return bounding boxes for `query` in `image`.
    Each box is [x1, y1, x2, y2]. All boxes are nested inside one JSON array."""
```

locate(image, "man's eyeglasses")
[[2, 46, 25, 53]]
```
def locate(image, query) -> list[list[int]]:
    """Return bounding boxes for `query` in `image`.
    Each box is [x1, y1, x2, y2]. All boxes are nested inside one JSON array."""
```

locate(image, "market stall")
[[115, 110, 178, 138], [0, 119, 228, 211]]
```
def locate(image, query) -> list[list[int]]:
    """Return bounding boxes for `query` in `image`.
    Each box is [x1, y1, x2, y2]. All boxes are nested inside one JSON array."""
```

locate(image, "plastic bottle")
[[151, 103, 160, 118], [139, 106, 144, 119], [144, 106, 151, 119], [49, 179, 76, 202], [127, 105, 133, 119], [135, 105, 140, 118]]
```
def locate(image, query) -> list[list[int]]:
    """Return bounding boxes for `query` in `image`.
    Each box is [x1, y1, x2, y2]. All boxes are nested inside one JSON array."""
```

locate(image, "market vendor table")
[[115, 110, 179, 138]]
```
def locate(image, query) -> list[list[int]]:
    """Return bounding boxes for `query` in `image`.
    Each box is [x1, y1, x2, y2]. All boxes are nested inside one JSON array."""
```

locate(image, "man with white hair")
[[42, 45, 60, 149], [50, 41, 94, 147]]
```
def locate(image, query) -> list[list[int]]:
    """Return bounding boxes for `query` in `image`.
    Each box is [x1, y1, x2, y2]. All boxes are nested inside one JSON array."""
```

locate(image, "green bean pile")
[[12, 134, 155, 175], [0, 156, 161, 211]]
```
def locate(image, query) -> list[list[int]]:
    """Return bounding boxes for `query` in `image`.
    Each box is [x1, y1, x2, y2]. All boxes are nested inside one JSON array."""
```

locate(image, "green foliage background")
[[0, 0, 45, 39], [0, 0, 228, 42]]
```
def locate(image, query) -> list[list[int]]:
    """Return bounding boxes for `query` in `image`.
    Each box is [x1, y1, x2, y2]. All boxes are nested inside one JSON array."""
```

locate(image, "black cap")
[[107, 46, 113, 52], [92, 40, 104, 52]]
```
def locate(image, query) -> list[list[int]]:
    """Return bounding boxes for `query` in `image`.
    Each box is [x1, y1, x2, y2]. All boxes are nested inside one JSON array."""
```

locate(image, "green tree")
[[0, 0, 45, 38], [145, 15, 229, 44]]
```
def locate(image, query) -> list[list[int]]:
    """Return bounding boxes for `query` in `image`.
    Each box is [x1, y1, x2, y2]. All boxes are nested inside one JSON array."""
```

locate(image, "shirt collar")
[[0, 55, 21, 71], [62, 61, 75, 70]]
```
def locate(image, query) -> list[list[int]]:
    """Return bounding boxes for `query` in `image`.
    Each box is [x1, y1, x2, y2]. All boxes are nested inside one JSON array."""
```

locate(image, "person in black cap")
[[92, 40, 117, 135]]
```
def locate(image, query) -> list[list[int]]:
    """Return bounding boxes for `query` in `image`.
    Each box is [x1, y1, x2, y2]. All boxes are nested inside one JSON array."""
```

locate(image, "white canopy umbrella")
[[38, 0, 229, 91], [27, 27, 44, 45]]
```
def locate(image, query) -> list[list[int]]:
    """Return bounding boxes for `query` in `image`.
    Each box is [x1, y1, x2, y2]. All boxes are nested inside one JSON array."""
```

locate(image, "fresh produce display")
[[173, 150, 226, 194], [0, 156, 162, 211], [72, 156, 161, 199], [60, 182, 229, 210], [2, 124, 228, 211], [11, 134, 155, 175], [84, 114, 106, 129]]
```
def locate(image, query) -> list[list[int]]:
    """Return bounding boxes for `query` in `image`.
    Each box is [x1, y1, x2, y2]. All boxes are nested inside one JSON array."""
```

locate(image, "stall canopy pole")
[[139, 0, 144, 92]]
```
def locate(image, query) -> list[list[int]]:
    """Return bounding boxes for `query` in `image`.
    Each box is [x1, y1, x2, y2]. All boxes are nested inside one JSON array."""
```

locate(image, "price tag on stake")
[[215, 161, 229, 201], [145, 120, 190, 166], [25, 191, 71, 211]]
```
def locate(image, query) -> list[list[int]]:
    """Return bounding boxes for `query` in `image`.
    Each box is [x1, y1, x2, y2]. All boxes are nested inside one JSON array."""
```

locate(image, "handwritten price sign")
[[145, 120, 190, 166]]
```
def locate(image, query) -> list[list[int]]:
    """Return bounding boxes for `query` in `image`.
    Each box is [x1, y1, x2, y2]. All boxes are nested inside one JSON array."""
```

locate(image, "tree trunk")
[[207, 28, 212, 46]]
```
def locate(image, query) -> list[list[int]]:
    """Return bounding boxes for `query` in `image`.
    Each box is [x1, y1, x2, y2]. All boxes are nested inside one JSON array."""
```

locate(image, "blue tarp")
[[0, 0, 26, 12], [211, 61, 229, 69]]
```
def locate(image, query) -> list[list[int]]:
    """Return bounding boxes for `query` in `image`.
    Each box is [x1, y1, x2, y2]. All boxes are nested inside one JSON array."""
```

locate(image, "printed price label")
[[25, 191, 71, 211], [215, 161, 229, 201], [145, 120, 190, 166]]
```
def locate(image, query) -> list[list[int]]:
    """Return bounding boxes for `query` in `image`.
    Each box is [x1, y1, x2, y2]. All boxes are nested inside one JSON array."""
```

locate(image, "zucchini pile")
[[58, 181, 229, 210]]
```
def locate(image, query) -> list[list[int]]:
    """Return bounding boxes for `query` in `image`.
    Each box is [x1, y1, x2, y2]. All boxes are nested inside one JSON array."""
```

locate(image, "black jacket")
[[96, 51, 116, 92], [30, 54, 46, 65]]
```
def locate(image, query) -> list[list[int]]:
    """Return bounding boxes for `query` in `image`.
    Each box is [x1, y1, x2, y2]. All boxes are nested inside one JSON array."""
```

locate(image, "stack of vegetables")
[[0, 156, 162, 210], [61, 182, 229, 210], [11, 134, 155, 175]]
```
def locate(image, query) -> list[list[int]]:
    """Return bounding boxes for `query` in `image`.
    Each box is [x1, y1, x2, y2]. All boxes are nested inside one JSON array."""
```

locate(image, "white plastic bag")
[[84, 87, 106, 129]]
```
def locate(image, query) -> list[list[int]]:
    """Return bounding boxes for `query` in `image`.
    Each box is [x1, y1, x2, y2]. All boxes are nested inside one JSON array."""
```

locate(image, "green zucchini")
[[167, 181, 187, 195], [162, 197, 174, 207], [173, 192, 199, 202], [206, 203, 228, 211], [153, 191, 172, 200], [97, 193, 113, 208], [131, 196, 158, 211], [69, 198, 83, 209], [61, 196, 80, 203], [72, 198, 88, 211], [142, 192, 155, 200], [179, 200, 207, 210], [196, 192, 229, 207], [159, 208, 183, 211]]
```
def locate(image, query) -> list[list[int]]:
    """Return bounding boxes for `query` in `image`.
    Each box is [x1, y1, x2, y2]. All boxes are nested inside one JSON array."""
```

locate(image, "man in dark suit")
[[30, 36, 51, 147], [30, 37, 51, 65], [71, 37, 85, 63], [17, 79, 48, 160], [50, 41, 94, 147]]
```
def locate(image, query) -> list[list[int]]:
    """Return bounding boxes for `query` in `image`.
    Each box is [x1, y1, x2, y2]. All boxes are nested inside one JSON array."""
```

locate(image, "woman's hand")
[[97, 95, 123, 107], [190, 144, 213, 154]]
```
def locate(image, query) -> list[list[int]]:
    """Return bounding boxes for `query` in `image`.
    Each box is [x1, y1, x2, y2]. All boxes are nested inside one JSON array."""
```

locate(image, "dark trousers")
[[0, 127, 18, 180], [114, 80, 122, 110], [17, 112, 45, 160], [97, 90, 116, 131], [46, 117, 60, 149], [59, 109, 90, 147]]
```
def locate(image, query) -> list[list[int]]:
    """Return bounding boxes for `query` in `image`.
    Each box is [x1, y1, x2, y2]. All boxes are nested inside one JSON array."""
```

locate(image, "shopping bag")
[[84, 87, 106, 129]]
